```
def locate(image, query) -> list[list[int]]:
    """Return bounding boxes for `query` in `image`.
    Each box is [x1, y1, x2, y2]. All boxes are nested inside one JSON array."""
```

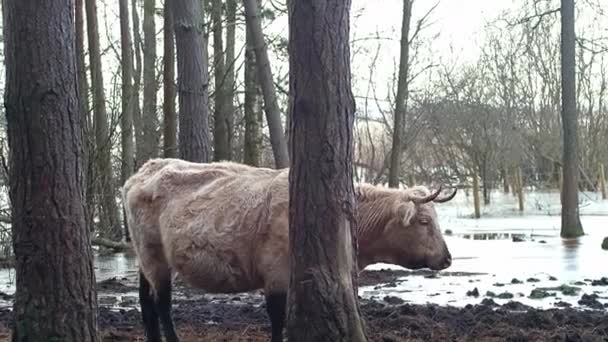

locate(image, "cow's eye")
[[418, 217, 429, 225]]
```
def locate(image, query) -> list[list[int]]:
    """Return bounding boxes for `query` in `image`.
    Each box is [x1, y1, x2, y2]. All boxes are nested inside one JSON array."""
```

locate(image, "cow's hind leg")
[[139, 270, 161, 342], [265, 292, 286, 342], [155, 277, 179, 342]]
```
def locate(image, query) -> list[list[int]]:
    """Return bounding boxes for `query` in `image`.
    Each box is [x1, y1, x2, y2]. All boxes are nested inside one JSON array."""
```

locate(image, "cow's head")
[[358, 185, 456, 271]]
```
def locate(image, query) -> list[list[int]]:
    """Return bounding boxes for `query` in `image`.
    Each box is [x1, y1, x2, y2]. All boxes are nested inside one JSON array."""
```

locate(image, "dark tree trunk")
[[119, 0, 135, 186], [75, 0, 91, 129], [75, 0, 96, 233], [501, 168, 510, 194], [211, 0, 231, 161], [4, 0, 99, 339], [132, 0, 144, 166], [560, 0, 584, 238], [225, 0, 237, 158], [388, 0, 413, 188], [163, 0, 178, 158], [243, 15, 261, 167], [481, 159, 491, 205], [119, 0, 135, 242], [142, 0, 159, 163], [85, 0, 122, 240], [286, 0, 368, 340], [243, 0, 289, 168], [173, 0, 212, 163]]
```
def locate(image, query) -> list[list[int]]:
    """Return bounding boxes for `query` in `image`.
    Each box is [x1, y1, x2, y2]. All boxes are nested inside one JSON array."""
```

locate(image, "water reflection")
[[459, 233, 527, 241], [561, 238, 581, 273]]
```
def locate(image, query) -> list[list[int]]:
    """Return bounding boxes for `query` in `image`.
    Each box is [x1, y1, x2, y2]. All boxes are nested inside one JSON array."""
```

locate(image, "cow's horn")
[[433, 188, 458, 203], [410, 185, 442, 204]]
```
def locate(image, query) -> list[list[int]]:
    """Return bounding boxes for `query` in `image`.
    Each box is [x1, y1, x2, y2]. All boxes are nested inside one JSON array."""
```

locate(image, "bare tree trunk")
[[225, 0, 237, 157], [516, 166, 524, 212], [212, 0, 231, 161], [501, 168, 510, 194], [85, 0, 122, 240], [243, 0, 289, 168], [163, 0, 178, 158], [287, 0, 367, 340], [142, 0, 159, 163], [388, 0, 413, 188], [600, 164, 606, 200], [560, 0, 584, 238], [482, 159, 491, 205], [76, 0, 91, 129], [75, 0, 96, 233], [173, 0, 212, 163], [4, 0, 99, 338], [119, 0, 135, 242], [243, 9, 260, 167], [473, 169, 481, 219], [132, 0, 144, 166]]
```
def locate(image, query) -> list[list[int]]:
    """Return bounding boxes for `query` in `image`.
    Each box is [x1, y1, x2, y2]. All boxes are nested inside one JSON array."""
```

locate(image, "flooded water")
[[0, 190, 606, 311], [361, 190, 608, 310]]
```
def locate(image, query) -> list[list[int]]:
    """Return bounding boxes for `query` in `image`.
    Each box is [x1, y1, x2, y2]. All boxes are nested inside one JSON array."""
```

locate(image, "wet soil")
[[0, 270, 606, 341]]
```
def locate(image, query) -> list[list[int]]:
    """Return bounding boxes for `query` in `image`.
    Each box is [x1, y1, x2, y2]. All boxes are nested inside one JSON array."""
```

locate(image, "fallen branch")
[[91, 237, 132, 252]]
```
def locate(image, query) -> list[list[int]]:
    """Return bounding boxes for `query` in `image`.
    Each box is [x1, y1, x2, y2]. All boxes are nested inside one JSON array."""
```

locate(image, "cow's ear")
[[395, 202, 416, 227]]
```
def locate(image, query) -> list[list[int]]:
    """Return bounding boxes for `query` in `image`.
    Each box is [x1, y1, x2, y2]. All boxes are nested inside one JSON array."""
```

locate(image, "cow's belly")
[[167, 236, 262, 294]]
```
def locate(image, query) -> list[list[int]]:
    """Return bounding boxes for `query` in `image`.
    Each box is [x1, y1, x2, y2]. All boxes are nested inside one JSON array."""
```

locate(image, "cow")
[[122, 158, 456, 342]]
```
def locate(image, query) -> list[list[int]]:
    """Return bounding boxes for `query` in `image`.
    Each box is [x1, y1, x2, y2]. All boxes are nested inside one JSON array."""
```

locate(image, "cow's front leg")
[[265, 292, 286, 342]]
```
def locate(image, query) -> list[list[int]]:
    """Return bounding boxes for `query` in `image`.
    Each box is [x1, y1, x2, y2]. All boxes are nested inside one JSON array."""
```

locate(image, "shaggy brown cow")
[[123, 158, 456, 342]]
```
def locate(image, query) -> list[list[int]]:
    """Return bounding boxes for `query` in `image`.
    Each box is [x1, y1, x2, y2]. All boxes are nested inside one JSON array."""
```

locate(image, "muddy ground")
[[0, 270, 606, 341]]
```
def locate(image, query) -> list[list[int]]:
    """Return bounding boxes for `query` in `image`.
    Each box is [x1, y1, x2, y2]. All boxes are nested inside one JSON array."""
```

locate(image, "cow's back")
[[123, 158, 287, 293]]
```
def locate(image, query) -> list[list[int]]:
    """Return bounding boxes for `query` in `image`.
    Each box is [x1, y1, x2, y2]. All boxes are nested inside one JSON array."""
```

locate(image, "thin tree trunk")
[[560, 0, 584, 238], [243, 9, 260, 166], [473, 169, 481, 219], [501, 168, 510, 194], [163, 0, 178, 158], [4, 0, 99, 339], [85, 0, 122, 240], [76, 0, 96, 233], [173, 0, 212, 163], [212, 0, 231, 161], [119, 0, 135, 242], [482, 159, 491, 205], [142, 0, 159, 163], [225, 0, 237, 157], [600, 164, 606, 200], [516, 166, 524, 212], [243, 0, 289, 168], [388, 0, 413, 188], [287, 0, 368, 340], [132, 0, 144, 167]]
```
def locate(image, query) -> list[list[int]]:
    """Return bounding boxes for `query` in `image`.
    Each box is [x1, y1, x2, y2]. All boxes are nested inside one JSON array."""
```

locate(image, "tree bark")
[[4, 0, 99, 339], [388, 0, 413, 188], [119, 0, 135, 189], [212, 0, 231, 161], [75, 0, 96, 233], [287, 0, 368, 340], [501, 168, 510, 194], [600, 164, 606, 200], [173, 0, 212, 163], [119, 0, 135, 242], [516, 166, 524, 212], [132, 0, 144, 166], [473, 169, 481, 219], [560, 0, 584, 238], [85, 0, 122, 240], [243, 15, 261, 167], [243, 0, 289, 168], [225, 0, 237, 158], [142, 0, 159, 163], [163, 0, 178, 158]]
